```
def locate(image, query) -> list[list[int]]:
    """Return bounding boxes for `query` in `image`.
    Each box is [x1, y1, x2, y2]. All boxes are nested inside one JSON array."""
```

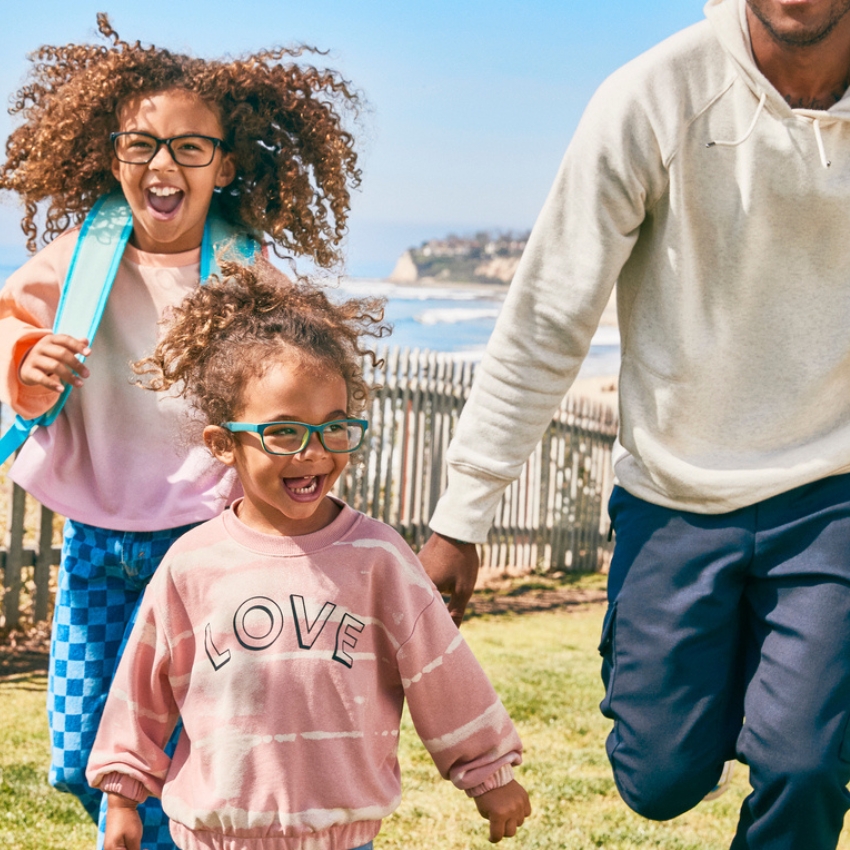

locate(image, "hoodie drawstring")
[[706, 92, 766, 149], [812, 119, 831, 168], [706, 91, 832, 169]]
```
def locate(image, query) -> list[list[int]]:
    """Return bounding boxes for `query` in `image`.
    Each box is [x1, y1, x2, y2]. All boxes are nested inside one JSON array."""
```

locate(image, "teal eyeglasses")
[[221, 418, 368, 455]]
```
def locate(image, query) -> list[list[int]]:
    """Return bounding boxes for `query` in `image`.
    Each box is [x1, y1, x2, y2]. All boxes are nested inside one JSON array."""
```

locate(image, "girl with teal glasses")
[[86, 261, 531, 850]]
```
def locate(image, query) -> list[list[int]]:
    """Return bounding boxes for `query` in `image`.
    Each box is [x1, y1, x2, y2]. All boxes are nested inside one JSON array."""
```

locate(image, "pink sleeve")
[[86, 573, 182, 800], [0, 232, 79, 417], [100, 772, 149, 803], [397, 593, 523, 796]]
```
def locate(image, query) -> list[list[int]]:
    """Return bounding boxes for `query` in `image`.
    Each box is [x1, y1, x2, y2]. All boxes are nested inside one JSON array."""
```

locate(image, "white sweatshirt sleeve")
[[430, 70, 670, 542]]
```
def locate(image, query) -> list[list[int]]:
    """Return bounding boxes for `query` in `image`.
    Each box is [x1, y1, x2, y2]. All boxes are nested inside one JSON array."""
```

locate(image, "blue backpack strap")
[[0, 415, 37, 464], [0, 192, 133, 462], [42, 192, 134, 427], [201, 206, 259, 280], [0, 194, 257, 464]]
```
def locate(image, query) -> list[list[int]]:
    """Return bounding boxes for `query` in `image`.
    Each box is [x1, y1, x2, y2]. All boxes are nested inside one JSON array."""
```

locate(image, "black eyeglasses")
[[110, 132, 225, 167]]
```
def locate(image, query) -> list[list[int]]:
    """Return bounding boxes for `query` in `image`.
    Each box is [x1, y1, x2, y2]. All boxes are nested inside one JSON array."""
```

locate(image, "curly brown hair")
[[0, 14, 361, 267], [134, 260, 387, 431]]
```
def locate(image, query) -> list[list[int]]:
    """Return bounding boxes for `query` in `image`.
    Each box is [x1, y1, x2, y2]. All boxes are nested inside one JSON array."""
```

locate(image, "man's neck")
[[747, 5, 850, 109]]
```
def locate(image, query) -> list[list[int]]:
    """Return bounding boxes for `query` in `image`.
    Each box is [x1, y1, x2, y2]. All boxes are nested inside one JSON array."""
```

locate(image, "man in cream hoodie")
[[422, 0, 850, 847]]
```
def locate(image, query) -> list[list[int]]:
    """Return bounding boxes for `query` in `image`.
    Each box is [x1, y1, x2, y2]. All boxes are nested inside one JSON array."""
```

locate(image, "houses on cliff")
[[389, 230, 530, 285]]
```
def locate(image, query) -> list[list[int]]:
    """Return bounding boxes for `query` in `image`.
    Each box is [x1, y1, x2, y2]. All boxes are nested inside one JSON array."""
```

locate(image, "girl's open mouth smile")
[[146, 186, 184, 218], [283, 474, 327, 502]]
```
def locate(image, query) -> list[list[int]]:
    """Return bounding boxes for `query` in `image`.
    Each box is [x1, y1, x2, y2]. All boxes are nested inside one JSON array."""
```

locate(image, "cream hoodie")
[[431, 0, 850, 543]]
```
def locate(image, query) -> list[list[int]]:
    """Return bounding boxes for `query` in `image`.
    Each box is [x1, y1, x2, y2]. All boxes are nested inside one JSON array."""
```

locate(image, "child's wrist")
[[106, 791, 140, 810]]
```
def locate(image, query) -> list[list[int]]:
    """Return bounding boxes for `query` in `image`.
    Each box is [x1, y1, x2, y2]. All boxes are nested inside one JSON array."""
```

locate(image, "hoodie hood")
[[704, 0, 850, 165], [705, 0, 850, 121]]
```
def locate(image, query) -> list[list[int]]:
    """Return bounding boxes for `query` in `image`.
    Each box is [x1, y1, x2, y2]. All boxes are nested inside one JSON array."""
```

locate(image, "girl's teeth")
[[291, 478, 317, 494], [150, 186, 179, 196]]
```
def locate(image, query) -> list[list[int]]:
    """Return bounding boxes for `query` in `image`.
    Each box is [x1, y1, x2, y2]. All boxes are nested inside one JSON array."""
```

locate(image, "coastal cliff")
[[389, 231, 529, 284]]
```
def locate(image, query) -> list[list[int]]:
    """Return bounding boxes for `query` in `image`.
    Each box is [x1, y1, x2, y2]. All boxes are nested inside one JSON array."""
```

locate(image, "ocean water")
[[0, 264, 621, 382], [335, 278, 621, 378]]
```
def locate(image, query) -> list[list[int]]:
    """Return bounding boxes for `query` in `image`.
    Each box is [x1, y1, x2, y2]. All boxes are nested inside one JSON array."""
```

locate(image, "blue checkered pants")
[[48, 518, 197, 850]]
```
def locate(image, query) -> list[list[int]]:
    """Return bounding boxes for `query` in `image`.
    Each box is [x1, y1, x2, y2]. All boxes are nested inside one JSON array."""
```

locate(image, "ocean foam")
[[415, 307, 502, 326]]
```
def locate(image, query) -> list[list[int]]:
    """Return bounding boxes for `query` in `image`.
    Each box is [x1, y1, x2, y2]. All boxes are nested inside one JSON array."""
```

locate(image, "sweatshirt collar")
[[122, 242, 201, 268], [221, 497, 361, 556]]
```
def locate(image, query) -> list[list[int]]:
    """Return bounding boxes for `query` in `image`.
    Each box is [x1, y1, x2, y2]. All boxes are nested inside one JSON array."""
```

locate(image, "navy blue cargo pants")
[[601, 474, 850, 850]]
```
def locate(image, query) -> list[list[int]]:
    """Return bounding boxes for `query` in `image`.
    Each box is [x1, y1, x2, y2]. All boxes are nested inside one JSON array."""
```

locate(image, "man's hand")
[[473, 779, 532, 843], [19, 334, 90, 393], [419, 532, 480, 627], [104, 792, 143, 850]]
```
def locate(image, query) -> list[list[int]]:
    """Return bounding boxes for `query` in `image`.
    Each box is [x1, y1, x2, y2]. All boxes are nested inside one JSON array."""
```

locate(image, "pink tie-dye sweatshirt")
[[86, 500, 523, 850]]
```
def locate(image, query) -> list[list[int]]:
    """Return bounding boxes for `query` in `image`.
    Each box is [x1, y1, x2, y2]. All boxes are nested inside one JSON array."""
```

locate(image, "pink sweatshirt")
[[0, 229, 239, 530], [87, 500, 523, 850]]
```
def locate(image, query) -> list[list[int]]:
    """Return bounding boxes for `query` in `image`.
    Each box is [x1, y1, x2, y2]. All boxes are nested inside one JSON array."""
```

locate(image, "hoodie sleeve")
[[429, 65, 669, 543], [0, 232, 78, 418], [85, 572, 182, 801], [397, 592, 522, 796]]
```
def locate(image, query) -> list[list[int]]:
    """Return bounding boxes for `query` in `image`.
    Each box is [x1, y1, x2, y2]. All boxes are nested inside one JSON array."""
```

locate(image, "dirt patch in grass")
[[0, 621, 51, 680], [466, 584, 607, 617], [466, 572, 607, 618]]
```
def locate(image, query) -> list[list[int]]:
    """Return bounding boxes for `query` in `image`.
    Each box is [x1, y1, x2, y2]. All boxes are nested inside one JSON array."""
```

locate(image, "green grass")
[[3, 606, 850, 849], [0, 676, 97, 849], [381, 607, 757, 850]]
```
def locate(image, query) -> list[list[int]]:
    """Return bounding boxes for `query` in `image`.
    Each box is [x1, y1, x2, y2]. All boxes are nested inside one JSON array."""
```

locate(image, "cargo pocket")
[[598, 601, 618, 720]]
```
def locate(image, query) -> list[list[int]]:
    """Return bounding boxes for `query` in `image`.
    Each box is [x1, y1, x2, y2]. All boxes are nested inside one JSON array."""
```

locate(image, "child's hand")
[[473, 779, 532, 843], [19, 334, 91, 393], [104, 792, 143, 850]]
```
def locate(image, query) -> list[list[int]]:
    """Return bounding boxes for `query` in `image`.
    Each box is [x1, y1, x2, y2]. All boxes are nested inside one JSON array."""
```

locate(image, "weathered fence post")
[[35, 504, 55, 622], [3, 480, 26, 630]]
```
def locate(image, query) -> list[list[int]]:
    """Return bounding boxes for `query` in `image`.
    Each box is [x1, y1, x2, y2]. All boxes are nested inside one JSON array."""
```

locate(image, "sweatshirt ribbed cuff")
[[100, 772, 148, 803], [429, 465, 508, 544], [465, 763, 515, 798]]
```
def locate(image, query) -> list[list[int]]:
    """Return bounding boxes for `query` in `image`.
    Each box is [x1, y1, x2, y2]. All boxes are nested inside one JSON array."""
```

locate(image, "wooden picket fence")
[[0, 347, 617, 630]]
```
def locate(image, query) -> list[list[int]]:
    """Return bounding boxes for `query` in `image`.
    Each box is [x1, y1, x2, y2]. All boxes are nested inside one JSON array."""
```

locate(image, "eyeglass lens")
[[262, 422, 364, 454], [113, 133, 218, 166]]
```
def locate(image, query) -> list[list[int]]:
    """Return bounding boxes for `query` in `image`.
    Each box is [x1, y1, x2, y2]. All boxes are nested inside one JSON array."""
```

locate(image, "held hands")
[[19, 334, 91, 394], [104, 793, 143, 850], [419, 532, 480, 627], [474, 779, 532, 843]]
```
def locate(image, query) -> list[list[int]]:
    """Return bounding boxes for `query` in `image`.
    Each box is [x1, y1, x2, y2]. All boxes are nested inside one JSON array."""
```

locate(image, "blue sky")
[[1, 1, 705, 277]]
